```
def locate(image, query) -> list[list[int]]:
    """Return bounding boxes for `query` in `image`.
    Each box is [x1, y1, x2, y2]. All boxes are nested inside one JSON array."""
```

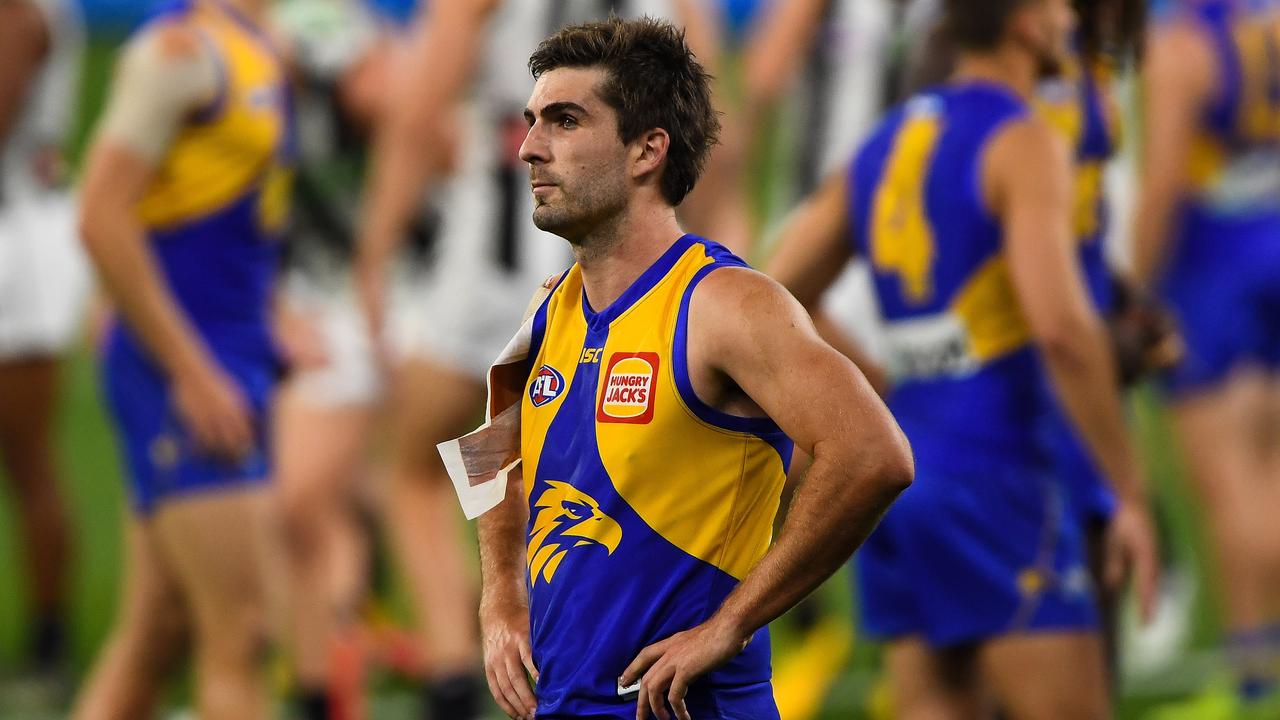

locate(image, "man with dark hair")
[[768, 0, 1159, 716], [472, 16, 914, 720]]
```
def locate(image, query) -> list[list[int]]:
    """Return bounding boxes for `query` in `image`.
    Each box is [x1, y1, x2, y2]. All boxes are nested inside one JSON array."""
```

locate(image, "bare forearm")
[[1040, 319, 1144, 501], [82, 208, 210, 379], [478, 469, 530, 614], [710, 442, 908, 639]]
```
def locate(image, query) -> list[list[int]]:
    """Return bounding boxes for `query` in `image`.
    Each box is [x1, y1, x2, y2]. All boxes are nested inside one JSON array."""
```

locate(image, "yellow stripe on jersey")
[[950, 256, 1032, 362]]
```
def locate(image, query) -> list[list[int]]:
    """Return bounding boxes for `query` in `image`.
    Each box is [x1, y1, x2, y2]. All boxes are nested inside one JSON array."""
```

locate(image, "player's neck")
[[574, 203, 683, 313], [951, 48, 1038, 100]]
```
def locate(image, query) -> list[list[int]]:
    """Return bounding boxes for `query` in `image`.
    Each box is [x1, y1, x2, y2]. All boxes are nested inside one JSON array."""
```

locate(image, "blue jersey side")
[[849, 83, 1054, 469]]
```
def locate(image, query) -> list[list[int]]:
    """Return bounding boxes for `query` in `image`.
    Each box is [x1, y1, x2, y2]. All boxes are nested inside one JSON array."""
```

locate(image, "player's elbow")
[[872, 426, 915, 497]]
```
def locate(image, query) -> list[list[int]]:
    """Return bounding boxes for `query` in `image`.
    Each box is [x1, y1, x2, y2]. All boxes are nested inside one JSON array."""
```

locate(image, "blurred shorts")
[[1159, 215, 1280, 396], [0, 192, 90, 359], [856, 456, 1098, 647], [101, 327, 274, 515], [280, 270, 384, 408], [1041, 406, 1116, 525]]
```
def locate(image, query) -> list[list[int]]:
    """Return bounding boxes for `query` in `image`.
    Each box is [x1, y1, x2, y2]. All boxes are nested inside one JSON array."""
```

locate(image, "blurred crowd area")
[[0, 0, 1276, 718]]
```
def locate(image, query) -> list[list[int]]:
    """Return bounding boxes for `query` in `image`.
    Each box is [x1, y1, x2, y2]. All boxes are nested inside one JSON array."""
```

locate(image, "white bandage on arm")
[[94, 27, 219, 162]]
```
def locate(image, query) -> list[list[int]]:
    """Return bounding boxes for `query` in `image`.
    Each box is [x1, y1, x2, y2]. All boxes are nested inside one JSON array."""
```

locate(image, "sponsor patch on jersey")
[[596, 352, 659, 424], [529, 364, 566, 407]]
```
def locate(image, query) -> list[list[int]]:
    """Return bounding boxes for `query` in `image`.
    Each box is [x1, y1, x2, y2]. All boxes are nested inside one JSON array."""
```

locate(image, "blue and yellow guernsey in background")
[[1158, 0, 1280, 394], [103, 0, 294, 513], [848, 84, 1048, 466], [520, 235, 792, 719], [137, 0, 294, 349]]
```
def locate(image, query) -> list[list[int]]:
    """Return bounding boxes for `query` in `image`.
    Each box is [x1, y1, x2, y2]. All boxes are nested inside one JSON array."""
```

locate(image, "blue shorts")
[[101, 327, 276, 515], [1042, 408, 1116, 524], [856, 455, 1098, 648], [1159, 216, 1280, 396], [535, 681, 778, 719]]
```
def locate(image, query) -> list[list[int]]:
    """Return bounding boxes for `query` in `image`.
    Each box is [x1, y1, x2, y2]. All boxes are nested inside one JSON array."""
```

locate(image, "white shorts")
[[0, 192, 89, 359], [280, 269, 383, 408]]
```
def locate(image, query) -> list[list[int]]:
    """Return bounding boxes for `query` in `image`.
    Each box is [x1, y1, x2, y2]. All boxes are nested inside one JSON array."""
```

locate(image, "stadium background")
[[0, 0, 1226, 717]]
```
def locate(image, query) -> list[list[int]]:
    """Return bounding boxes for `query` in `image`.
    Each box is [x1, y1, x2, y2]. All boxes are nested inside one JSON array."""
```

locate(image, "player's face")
[[1017, 0, 1077, 76], [519, 67, 631, 244]]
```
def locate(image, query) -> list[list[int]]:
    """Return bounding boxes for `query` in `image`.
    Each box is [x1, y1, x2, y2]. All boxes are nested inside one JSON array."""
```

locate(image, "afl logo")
[[529, 364, 566, 407]]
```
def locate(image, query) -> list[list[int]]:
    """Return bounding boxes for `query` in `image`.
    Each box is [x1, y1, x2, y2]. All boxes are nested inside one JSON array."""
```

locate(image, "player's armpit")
[[765, 169, 853, 310]]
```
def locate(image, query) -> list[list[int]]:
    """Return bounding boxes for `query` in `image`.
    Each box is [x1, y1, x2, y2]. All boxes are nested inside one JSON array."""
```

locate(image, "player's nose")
[[519, 122, 550, 165]]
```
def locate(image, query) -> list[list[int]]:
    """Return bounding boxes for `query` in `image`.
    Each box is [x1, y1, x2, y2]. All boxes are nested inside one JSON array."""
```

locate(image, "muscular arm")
[[991, 117, 1144, 500], [356, 0, 499, 279], [695, 268, 912, 637], [624, 268, 911, 719], [0, 0, 49, 150], [1131, 23, 1214, 287]]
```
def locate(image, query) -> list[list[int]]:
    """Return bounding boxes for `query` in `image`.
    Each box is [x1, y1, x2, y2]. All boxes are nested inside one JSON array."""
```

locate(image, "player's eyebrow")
[[524, 101, 591, 126]]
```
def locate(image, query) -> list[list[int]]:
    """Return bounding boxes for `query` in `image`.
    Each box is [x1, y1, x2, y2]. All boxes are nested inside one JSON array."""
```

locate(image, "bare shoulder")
[[127, 15, 207, 66], [689, 265, 813, 352], [982, 114, 1071, 212], [1146, 19, 1216, 96]]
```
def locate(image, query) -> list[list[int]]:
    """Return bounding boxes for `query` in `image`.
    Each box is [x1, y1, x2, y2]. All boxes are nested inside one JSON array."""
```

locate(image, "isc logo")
[[529, 364, 566, 407]]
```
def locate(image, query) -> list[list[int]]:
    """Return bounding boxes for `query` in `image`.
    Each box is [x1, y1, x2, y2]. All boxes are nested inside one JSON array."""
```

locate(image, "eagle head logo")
[[527, 480, 622, 585]]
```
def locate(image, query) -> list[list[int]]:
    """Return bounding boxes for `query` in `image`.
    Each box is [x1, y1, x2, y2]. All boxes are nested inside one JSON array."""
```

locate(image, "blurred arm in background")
[[79, 26, 254, 460], [355, 0, 500, 352], [1130, 19, 1214, 289], [767, 170, 890, 396], [0, 0, 50, 150]]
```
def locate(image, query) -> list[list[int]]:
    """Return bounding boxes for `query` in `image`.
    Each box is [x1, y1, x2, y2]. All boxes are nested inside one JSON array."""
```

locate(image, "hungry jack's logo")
[[596, 352, 659, 424], [527, 481, 622, 585]]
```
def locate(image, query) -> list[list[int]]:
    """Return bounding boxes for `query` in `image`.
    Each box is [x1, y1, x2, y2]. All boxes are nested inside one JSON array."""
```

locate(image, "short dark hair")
[[944, 0, 1035, 51], [528, 16, 720, 206]]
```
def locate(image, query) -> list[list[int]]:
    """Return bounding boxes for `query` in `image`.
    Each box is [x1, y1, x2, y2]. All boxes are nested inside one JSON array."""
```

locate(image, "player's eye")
[[559, 116, 578, 129]]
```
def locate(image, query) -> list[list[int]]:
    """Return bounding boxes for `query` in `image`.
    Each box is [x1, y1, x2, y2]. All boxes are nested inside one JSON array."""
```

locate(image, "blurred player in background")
[[1133, 0, 1280, 711], [269, 0, 415, 716], [0, 0, 86, 702], [769, 0, 1159, 715], [355, 2, 719, 717], [71, 0, 294, 716]]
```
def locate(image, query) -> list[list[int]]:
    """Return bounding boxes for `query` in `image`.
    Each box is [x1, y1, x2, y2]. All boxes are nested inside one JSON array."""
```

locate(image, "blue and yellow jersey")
[[848, 83, 1054, 468], [1037, 54, 1121, 311], [132, 0, 294, 364], [1172, 0, 1280, 231], [520, 235, 792, 716]]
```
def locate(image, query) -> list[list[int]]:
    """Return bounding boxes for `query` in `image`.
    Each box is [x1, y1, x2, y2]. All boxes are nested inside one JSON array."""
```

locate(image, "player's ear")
[[630, 128, 670, 181]]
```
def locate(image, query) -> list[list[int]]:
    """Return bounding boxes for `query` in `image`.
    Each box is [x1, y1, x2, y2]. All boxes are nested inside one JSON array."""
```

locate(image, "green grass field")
[[0, 38, 1235, 720]]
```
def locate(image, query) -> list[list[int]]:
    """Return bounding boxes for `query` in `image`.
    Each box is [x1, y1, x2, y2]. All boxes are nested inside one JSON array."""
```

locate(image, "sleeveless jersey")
[[1175, 0, 1280, 234], [1036, 53, 1121, 311], [520, 235, 792, 716], [125, 0, 294, 367], [848, 83, 1053, 468]]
